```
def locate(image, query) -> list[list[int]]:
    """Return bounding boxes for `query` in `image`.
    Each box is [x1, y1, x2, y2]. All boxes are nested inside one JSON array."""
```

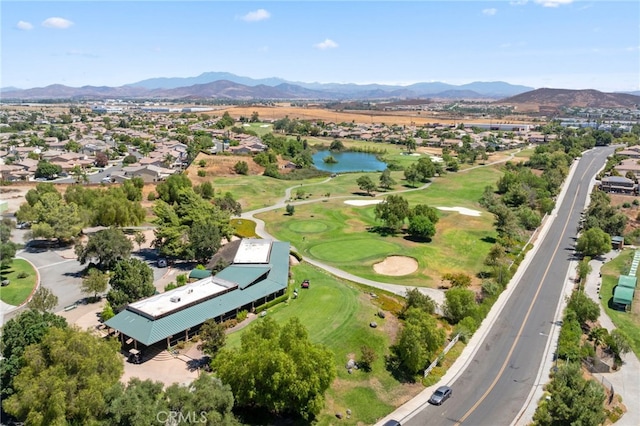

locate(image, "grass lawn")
[[226, 262, 422, 425], [240, 122, 273, 137], [258, 166, 501, 287], [600, 250, 640, 358], [0, 258, 37, 306]]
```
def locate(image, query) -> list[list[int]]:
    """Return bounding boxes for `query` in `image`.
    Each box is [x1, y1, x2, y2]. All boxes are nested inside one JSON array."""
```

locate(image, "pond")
[[312, 150, 387, 173]]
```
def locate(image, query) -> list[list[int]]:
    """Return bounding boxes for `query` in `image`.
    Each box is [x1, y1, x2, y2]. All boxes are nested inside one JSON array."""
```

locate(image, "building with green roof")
[[617, 275, 637, 290], [613, 286, 635, 310], [105, 239, 290, 351]]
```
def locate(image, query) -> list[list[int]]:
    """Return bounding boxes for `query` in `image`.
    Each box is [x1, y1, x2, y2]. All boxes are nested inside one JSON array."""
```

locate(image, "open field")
[[258, 165, 501, 287], [0, 259, 37, 306], [226, 262, 424, 426], [218, 105, 536, 127], [600, 250, 640, 358]]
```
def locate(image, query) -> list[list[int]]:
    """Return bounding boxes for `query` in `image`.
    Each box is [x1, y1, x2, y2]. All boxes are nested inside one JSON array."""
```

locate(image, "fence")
[[424, 333, 460, 377]]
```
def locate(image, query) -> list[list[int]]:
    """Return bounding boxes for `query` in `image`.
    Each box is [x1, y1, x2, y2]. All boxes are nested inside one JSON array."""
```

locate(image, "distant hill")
[[498, 88, 640, 108], [1, 71, 535, 101]]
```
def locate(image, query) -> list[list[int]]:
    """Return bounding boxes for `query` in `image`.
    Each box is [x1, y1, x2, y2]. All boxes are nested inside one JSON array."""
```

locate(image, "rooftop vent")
[[170, 296, 181, 303]]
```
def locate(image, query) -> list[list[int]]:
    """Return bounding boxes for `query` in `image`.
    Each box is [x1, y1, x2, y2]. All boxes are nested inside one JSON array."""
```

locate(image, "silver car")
[[428, 385, 452, 405]]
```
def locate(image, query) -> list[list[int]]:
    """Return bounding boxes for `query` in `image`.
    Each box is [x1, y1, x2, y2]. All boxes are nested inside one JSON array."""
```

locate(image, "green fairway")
[[0, 259, 37, 306], [287, 219, 332, 233], [310, 239, 400, 263], [226, 262, 415, 425], [600, 250, 640, 358], [258, 165, 501, 286]]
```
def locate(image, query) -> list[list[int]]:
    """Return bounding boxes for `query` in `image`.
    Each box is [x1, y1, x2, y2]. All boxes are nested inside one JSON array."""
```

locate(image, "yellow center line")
[[455, 157, 595, 425]]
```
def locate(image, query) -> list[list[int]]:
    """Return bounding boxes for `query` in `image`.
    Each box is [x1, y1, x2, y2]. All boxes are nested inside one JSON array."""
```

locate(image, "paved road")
[[403, 146, 616, 426]]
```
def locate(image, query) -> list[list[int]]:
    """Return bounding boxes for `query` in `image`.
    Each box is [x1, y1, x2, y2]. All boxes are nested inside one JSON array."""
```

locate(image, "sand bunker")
[[373, 256, 418, 276], [437, 206, 482, 217], [344, 199, 384, 206]]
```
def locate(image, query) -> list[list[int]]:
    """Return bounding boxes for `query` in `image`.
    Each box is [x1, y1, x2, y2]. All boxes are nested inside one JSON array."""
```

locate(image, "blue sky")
[[2, 0, 639, 92]]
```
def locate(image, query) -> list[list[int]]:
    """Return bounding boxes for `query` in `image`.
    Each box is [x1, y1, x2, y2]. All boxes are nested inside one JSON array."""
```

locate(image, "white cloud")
[[534, 0, 574, 7], [42, 17, 74, 29], [314, 39, 338, 50], [482, 8, 497, 16], [241, 9, 270, 22], [510, 1, 528, 5], [17, 21, 33, 30], [66, 49, 98, 58]]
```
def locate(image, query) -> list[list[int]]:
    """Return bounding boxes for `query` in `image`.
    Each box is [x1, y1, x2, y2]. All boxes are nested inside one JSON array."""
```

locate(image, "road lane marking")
[[455, 156, 598, 424]]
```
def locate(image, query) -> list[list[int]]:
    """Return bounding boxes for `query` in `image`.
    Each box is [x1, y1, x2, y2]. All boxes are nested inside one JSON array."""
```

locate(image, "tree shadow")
[[234, 407, 314, 426], [481, 236, 496, 244], [367, 226, 397, 237], [384, 351, 417, 384], [403, 235, 432, 243], [351, 191, 375, 197]]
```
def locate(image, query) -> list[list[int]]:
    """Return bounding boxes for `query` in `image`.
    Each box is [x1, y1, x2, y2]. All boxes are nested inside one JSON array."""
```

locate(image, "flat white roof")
[[233, 239, 272, 264], [128, 276, 235, 318]]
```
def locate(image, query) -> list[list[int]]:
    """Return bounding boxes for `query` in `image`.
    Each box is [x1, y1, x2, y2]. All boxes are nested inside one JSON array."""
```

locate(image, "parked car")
[[382, 420, 401, 426], [301, 279, 310, 288], [428, 385, 452, 405], [157, 258, 168, 268]]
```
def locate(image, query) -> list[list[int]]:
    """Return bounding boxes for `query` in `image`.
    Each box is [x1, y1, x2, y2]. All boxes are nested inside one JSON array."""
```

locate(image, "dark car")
[[428, 385, 452, 405], [382, 421, 401, 426]]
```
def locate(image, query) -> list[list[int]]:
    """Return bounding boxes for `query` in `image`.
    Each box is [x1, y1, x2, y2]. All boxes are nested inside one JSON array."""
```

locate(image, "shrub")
[[176, 274, 188, 287], [634, 199, 640, 206], [16, 271, 28, 279], [197, 170, 206, 177], [236, 310, 248, 322], [165, 283, 177, 291], [147, 192, 157, 201], [198, 159, 207, 167], [622, 202, 631, 208]]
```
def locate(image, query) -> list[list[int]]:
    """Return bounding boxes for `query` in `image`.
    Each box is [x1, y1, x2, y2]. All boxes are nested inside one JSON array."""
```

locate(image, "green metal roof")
[[189, 269, 212, 280], [106, 241, 290, 346], [613, 286, 635, 305], [617, 275, 637, 289], [216, 265, 271, 289]]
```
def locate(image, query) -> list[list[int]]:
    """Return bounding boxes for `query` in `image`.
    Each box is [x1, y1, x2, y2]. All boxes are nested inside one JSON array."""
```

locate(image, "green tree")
[[576, 227, 611, 257], [198, 319, 227, 357], [163, 374, 241, 426], [576, 256, 592, 286], [0, 239, 18, 269], [75, 228, 133, 270], [329, 139, 345, 151], [401, 288, 436, 317], [412, 204, 440, 224], [101, 301, 115, 322], [395, 308, 446, 374], [106, 258, 155, 311], [27, 287, 58, 312], [156, 173, 193, 204], [606, 329, 631, 363], [379, 168, 396, 190], [3, 327, 123, 426], [356, 175, 376, 195], [557, 310, 582, 361], [443, 287, 476, 324], [94, 151, 109, 167], [286, 204, 295, 215], [359, 345, 377, 372], [374, 194, 410, 233], [133, 230, 146, 251], [187, 219, 222, 265], [408, 215, 436, 240], [81, 268, 109, 299], [234, 160, 249, 175], [0, 310, 68, 399], [24, 192, 85, 243], [567, 290, 600, 325], [213, 316, 335, 419], [532, 363, 606, 426], [104, 378, 169, 426], [34, 160, 62, 179]]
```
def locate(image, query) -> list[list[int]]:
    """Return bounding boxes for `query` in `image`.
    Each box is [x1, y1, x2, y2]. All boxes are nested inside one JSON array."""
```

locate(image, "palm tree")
[[588, 326, 608, 352]]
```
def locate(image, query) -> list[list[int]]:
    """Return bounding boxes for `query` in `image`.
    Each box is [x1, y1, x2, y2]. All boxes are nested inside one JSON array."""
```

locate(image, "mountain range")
[[0, 72, 534, 101], [1, 72, 638, 109]]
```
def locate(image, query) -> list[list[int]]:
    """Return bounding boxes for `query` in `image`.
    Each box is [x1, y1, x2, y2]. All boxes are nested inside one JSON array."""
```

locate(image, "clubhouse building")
[[105, 239, 291, 352]]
